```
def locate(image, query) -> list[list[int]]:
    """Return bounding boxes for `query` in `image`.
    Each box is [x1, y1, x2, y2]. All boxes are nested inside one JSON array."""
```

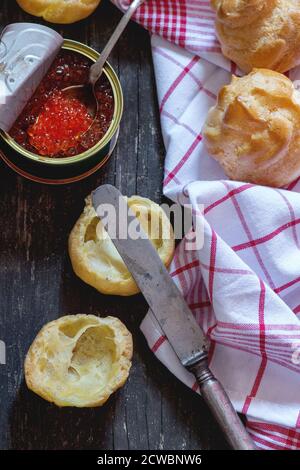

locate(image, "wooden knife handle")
[[188, 358, 256, 450]]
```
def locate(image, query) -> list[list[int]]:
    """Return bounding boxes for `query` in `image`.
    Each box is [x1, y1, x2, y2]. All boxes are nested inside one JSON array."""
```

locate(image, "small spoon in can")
[[62, 0, 147, 120]]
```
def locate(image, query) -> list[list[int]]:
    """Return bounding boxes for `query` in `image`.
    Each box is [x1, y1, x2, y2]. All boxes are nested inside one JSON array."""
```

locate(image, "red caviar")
[[9, 50, 114, 158], [28, 91, 93, 156]]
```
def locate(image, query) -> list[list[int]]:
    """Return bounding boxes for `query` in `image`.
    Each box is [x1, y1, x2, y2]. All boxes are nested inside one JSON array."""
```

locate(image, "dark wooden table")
[[0, 0, 228, 450]]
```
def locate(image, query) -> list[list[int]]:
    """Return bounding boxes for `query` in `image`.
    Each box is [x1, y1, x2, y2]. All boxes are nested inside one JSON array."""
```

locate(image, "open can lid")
[[0, 23, 63, 132]]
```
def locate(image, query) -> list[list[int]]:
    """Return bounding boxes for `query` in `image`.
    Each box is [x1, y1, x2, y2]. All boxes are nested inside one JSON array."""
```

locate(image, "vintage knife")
[[92, 184, 255, 450]]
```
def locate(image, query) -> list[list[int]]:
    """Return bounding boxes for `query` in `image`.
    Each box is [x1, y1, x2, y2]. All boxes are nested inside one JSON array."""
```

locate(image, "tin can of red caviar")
[[0, 39, 123, 184]]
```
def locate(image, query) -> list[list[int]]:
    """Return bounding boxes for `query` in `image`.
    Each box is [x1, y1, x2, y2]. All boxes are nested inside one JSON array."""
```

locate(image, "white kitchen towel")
[[112, 0, 300, 450]]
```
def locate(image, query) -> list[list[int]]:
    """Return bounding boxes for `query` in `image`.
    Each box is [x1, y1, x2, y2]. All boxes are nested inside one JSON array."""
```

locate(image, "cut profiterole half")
[[25, 314, 133, 407], [68, 195, 175, 296]]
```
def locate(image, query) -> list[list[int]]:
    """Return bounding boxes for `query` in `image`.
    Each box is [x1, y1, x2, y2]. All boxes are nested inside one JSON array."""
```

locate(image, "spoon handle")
[[89, 0, 146, 85]]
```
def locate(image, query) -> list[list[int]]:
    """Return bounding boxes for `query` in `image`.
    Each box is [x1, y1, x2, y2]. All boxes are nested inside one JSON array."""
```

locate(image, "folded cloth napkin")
[[112, 0, 300, 450]]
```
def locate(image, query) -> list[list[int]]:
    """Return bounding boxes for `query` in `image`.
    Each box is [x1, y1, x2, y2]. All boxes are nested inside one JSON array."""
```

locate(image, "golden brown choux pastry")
[[211, 0, 300, 73], [69, 195, 175, 296], [17, 0, 101, 24], [203, 68, 300, 187], [25, 315, 133, 407]]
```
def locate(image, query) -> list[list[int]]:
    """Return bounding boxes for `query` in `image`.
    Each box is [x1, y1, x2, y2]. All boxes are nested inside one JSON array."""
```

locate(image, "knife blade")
[[92, 184, 256, 450], [92, 184, 206, 367]]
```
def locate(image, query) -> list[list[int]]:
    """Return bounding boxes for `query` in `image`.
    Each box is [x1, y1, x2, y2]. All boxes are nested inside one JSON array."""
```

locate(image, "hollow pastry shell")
[[211, 0, 300, 73], [25, 314, 133, 407], [203, 68, 300, 187], [69, 195, 175, 296], [17, 0, 101, 24]]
